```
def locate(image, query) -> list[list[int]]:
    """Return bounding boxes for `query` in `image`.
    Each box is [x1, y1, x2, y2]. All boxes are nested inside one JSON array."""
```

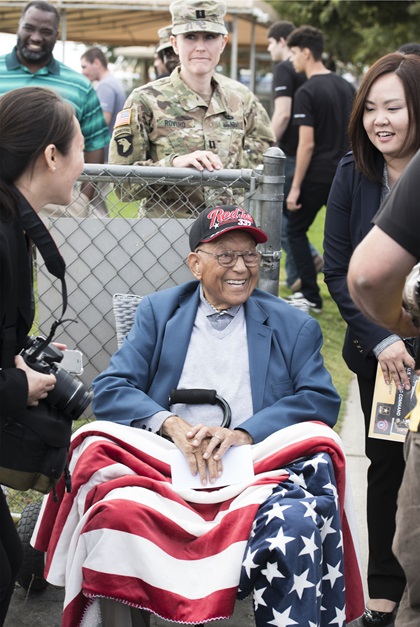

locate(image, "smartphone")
[[59, 349, 84, 375]]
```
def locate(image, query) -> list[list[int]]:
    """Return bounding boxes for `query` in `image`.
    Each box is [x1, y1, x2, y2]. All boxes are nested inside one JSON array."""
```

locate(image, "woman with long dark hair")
[[0, 86, 84, 625]]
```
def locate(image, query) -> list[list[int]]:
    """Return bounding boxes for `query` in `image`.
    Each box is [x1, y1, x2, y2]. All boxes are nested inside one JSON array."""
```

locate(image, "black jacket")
[[0, 194, 34, 418], [323, 152, 394, 379]]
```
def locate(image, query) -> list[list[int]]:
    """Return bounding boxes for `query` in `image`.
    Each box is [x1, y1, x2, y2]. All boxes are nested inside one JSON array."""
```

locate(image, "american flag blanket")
[[32, 420, 364, 626]]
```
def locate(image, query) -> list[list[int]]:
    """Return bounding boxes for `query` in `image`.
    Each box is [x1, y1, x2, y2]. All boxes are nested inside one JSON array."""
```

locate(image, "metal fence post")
[[257, 147, 285, 296]]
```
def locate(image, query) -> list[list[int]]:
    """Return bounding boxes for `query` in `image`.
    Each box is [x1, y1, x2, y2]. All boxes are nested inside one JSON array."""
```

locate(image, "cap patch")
[[170, 0, 228, 36], [206, 207, 254, 233]]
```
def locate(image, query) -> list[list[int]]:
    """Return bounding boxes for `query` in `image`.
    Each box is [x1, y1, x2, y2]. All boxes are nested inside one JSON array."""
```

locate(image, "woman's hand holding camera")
[[15, 355, 56, 406]]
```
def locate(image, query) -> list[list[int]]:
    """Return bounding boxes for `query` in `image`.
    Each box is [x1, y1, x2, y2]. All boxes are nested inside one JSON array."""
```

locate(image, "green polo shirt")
[[0, 48, 109, 153]]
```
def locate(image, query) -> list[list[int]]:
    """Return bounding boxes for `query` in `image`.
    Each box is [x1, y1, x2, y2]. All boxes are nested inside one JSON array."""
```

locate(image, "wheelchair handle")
[[168, 388, 232, 429]]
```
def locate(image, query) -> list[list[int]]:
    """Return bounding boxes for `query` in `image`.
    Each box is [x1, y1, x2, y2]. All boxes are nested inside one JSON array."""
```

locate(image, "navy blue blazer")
[[92, 281, 340, 444], [324, 152, 393, 379]]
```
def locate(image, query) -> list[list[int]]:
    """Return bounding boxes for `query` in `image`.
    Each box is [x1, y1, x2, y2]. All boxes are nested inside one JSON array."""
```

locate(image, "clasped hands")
[[161, 415, 252, 486]]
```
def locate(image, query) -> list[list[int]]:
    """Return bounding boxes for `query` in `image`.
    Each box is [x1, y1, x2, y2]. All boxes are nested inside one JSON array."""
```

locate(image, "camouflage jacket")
[[109, 69, 274, 216]]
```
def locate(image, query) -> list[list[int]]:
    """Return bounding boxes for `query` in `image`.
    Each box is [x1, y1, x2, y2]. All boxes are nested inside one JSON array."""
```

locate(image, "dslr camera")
[[21, 336, 93, 421]]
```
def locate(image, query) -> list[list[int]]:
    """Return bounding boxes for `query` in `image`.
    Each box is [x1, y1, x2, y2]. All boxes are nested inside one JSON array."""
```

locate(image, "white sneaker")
[[286, 292, 322, 313]]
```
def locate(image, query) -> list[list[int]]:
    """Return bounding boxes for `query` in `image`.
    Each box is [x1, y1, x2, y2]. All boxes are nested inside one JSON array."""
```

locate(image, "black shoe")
[[362, 607, 395, 626]]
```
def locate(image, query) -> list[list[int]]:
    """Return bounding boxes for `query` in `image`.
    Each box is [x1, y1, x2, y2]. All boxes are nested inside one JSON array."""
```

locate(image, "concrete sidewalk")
[[4, 376, 368, 627], [339, 376, 369, 593]]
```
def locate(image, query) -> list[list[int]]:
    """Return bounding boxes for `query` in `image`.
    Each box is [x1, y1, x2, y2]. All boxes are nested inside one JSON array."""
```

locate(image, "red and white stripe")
[[32, 420, 364, 626]]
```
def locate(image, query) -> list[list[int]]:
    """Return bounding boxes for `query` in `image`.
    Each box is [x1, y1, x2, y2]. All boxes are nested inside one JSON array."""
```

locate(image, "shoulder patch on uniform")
[[114, 134, 133, 156], [114, 109, 132, 128]]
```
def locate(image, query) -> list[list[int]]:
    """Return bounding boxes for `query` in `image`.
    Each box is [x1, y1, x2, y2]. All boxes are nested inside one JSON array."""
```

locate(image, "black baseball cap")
[[189, 205, 268, 251]]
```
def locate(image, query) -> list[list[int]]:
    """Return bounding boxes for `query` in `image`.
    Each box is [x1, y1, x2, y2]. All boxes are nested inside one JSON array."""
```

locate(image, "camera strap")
[[16, 188, 71, 354]]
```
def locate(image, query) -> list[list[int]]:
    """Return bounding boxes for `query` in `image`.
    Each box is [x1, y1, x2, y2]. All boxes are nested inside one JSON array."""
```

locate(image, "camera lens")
[[47, 367, 93, 421]]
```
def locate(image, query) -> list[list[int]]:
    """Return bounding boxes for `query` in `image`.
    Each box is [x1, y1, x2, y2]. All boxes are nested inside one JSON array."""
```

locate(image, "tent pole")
[[250, 16, 256, 92], [230, 14, 238, 80], [60, 8, 67, 63]]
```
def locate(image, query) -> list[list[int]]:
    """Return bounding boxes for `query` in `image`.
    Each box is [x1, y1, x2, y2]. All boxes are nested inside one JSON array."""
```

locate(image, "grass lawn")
[[278, 206, 353, 431]]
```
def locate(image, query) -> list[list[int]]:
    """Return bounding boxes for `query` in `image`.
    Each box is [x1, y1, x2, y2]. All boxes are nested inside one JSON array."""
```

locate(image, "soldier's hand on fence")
[[15, 355, 56, 406], [377, 339, 416, 391], [172, 151, 223, 172]]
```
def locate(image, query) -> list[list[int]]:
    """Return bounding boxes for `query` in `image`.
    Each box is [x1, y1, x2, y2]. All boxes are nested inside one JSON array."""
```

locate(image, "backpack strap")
[[17, 189, 67, 319]]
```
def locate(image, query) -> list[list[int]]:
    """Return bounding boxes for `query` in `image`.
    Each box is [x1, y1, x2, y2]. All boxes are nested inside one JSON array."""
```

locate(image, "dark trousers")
[[286, 180, 330, 307], [0, 490, 23, 626], [357, 375, 406, 602]]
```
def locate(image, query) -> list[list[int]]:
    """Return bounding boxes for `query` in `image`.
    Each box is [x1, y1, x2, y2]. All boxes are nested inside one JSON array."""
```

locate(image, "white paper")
[[170, 445, 254, 489]]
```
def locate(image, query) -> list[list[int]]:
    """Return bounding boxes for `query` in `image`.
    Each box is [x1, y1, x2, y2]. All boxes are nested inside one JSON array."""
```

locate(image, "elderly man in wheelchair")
[[33, 205, 364, 626]]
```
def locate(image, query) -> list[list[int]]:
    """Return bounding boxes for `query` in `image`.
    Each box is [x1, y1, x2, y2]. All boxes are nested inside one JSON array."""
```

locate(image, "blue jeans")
[[282, 155, 319, 288]]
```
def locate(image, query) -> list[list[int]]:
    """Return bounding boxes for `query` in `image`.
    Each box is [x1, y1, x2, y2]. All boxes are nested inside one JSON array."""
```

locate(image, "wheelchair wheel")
[[16, 501, 48, 591]]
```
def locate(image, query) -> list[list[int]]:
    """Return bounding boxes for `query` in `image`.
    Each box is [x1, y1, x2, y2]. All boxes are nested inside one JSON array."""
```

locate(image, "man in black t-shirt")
[[285, 26, 355, 312], [267, 21, 305, 158], [267, 21, 322, 293]]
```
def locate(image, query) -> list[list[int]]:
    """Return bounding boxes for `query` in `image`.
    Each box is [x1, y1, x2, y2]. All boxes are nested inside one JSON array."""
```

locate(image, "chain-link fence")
[[6, 147, 285, 516]]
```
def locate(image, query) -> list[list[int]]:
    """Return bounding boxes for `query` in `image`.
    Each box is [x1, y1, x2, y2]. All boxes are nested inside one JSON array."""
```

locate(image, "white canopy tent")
[[0, 0, 279, 86]]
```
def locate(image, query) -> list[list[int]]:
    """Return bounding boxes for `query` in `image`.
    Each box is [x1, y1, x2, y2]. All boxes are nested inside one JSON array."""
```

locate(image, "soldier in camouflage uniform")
[[156, 25, 180, 75], [109, 0, 275, 217]]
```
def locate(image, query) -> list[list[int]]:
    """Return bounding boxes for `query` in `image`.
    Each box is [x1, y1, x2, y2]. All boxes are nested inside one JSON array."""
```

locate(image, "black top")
[[272, 59, 306, 156], [0, 194, 33, 417], [374, 148, 420, 258], [324, 152, 393, 379], [293, 73, 355, 184]]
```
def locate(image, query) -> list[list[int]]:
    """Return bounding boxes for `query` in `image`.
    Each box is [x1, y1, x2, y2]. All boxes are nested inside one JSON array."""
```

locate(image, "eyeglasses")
[[195, 249, 262, 267]]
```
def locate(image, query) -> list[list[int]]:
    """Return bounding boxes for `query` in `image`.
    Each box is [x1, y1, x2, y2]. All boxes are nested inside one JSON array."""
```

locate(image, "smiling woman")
[[323, 51, 420, 626], [362, 73, 413, 185]]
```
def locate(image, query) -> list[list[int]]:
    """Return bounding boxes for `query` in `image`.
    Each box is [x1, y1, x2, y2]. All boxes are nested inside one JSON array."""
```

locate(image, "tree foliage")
[[271, 0, 420, 69]]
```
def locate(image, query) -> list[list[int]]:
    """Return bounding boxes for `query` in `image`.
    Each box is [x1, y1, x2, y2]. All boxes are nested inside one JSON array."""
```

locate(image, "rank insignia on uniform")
[[196, 10, 205, 18], [114, 109, 131, 128], [115, 134, 133, 156]]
